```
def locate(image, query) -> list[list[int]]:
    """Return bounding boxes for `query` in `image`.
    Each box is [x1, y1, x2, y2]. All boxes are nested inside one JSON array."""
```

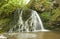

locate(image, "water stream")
[[6, 31, 60, 39]]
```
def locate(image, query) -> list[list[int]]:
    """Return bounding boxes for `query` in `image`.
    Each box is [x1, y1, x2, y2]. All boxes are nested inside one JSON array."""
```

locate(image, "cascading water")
[[9, 9, 49, 32]]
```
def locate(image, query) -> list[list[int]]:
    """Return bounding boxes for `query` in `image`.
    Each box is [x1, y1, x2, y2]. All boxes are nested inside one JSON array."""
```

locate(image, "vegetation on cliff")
[[0, 0, 60, 33]]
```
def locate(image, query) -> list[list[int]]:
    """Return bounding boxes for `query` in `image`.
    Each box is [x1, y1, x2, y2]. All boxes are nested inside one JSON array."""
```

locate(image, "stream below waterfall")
[[4, 31, 60, 39]]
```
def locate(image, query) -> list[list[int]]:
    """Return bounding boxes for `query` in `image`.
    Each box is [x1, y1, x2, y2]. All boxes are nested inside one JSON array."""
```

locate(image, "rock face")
[[28, 0, 53, 12], [28, 0, 60, 12], [22, 9, 32, 21], [55, 0, 60, 5]]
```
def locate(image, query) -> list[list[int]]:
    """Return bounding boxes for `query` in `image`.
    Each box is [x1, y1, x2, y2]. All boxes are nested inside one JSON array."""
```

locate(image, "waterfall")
[[9, 9, 49, 32]]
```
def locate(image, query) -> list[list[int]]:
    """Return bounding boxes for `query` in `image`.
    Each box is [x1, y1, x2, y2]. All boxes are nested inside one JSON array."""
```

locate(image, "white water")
[[9, 10, 49, 32], [0, 35, 7, 39]]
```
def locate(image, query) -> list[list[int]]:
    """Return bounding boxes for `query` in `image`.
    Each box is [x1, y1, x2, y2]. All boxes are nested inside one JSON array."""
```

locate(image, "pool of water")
[[5, 31, 60, 39]]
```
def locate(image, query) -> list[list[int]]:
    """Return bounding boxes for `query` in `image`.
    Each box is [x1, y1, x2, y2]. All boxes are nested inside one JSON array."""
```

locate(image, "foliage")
[[50, 8, 60, 21], [40, 12, 50, 22], [0, 18, 11, 33]]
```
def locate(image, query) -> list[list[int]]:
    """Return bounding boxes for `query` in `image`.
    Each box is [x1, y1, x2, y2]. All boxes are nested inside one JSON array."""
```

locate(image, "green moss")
[[0, 18, 11, 26], [50, 8, 60, 21]]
